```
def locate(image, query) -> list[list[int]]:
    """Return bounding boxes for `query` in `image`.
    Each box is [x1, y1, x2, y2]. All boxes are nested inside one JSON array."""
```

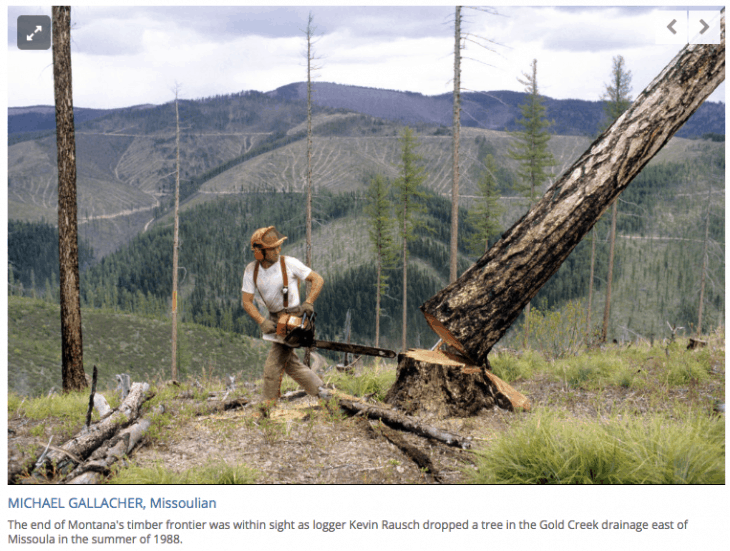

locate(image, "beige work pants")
[[262, 308, 323, 400]]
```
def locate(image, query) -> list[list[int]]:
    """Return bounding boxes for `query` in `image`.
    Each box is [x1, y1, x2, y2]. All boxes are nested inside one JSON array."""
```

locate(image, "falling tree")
[[507, 59, 555, 348], [421, 18, 724, 368], [53, 6, 87, 392]]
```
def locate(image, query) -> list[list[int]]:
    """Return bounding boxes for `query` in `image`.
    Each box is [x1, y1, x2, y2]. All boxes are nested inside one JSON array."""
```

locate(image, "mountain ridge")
[[10, 81, 724, 138]]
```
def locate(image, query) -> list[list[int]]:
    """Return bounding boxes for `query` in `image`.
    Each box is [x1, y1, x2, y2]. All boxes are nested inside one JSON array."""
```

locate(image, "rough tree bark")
[[53, 6, 86, 392], [385, 348, 530, 416], [420, 17, 725, 368]]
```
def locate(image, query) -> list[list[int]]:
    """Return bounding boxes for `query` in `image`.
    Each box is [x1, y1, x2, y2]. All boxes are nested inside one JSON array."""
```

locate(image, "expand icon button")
[[17, 15, 52, 50]]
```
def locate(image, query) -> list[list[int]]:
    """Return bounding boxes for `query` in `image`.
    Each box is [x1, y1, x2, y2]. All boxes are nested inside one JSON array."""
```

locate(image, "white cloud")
[[5, 5, 725, 108]]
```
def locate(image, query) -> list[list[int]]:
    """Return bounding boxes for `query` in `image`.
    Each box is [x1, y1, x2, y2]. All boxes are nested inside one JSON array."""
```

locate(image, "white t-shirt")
[[241, 255, 312, 313]]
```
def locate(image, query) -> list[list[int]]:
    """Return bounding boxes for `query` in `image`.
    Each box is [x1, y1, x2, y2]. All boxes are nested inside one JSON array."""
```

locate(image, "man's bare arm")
[[304, 271, 324, 305], [242, 292, 265, 325]]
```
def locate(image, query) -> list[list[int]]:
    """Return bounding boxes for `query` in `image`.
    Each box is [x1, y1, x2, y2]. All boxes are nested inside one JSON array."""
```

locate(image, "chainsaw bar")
[[311, 339, 396, 359]]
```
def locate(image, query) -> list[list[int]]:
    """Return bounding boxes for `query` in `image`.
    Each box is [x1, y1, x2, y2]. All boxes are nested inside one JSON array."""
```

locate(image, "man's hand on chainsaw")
[[260, 319, 277, 334], [300, 302, 315, 316]]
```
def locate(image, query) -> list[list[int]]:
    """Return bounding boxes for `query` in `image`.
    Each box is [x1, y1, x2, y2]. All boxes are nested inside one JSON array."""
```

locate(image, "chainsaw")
[[262, 311, 396, 359]]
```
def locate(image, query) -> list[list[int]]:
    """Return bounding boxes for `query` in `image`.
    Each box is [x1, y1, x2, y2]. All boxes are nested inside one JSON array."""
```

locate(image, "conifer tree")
[[600, 55, 632, 343], [508, 59, 555, 347], [393, 127, 428, 351], [465, 153, 504, 255], [365, 174, 397, 347]]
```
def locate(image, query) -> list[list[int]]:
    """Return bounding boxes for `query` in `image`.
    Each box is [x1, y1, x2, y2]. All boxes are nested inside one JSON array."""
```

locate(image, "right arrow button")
[[690, 11, 721, 44]]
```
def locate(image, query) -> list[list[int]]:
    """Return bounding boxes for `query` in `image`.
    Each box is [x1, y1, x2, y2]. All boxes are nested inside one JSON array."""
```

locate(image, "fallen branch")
[[194, 396, 250, 416], [320, 389, 471, 449], [64, 416, 153, 484], [367, 420, 442, 482]]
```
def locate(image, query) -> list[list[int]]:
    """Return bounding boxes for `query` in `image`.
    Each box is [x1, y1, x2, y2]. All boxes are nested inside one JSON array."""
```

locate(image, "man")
[[241, 226, 324, 403]]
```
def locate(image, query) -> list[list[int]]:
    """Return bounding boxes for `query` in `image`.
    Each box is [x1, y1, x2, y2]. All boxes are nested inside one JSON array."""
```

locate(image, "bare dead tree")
[[450, 6, 462, 284], [696, 182, 713, 336], [171, 84, 182, 381], [303, 12, 322, 366], [53, 6, 86, 392]]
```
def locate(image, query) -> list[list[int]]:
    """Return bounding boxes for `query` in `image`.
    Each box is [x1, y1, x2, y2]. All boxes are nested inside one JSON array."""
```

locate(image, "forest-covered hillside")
[[9, 135, 724, 351]]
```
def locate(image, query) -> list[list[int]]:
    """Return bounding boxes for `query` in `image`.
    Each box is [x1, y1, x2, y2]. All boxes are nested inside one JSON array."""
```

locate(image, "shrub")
[[524, 300, 588, 360]]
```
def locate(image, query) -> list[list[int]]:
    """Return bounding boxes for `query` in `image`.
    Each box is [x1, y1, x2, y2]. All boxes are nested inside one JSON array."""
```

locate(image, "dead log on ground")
[[367, 420, 442, 482], [320, 389, 471, 449], [64, 416, 153, 484], [17, 382, 152, 483], [194, 396, 250, 416], [421, 15, 725, 367]]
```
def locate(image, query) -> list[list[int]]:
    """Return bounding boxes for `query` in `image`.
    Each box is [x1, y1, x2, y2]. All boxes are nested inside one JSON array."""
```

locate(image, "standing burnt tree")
[[53, 6, 87, 392], [386, 12, 725, 415]]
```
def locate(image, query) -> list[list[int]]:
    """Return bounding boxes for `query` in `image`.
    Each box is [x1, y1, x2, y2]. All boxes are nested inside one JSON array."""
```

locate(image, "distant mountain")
[[8, 82, 724, 262], [8, 105, 155, 134], [268, 82, 725, 138]]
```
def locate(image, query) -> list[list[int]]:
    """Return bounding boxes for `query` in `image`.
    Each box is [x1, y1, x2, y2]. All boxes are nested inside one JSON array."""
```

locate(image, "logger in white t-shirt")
[[241, 226, 324, 403]]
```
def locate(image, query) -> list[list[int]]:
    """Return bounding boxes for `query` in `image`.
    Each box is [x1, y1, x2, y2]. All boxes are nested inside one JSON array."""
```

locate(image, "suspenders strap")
[[252, 256, 289, 308]]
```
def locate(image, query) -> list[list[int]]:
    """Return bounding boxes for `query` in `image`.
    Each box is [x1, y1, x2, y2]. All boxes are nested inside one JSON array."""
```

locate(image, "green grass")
[[108, 460, 259, 484], [322, 360, 397, 401], [491, 341, 722, 393], [9, 389, 93, 421], [466, 408, 725, 484]]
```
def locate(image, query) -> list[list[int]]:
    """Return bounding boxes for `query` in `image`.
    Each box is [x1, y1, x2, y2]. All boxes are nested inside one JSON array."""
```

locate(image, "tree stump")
[[384, 348, 530, 417]]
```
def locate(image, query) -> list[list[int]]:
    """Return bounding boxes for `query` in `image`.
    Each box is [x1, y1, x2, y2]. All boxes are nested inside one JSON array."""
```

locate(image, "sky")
[[5, 3, 726, 110]]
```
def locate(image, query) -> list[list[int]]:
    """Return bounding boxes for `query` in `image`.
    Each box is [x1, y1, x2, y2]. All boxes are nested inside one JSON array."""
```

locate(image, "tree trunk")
[[601, 199, 618, 342], [53, 6, 86, 392], [697, 184, 712, 335], [375, 260, 382, 348], [587, 227, 596, 336], [421, 20, 724, 367], [171, 90, 181, 381], [384, 348, 530, 417], [402, 213, 408, 351], [450, 6, 461, 283]]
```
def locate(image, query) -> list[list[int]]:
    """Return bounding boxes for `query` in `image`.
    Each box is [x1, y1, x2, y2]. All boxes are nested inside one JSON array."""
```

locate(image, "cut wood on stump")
[[384, 348, 530, 417], [420, 14, 725, 368]]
